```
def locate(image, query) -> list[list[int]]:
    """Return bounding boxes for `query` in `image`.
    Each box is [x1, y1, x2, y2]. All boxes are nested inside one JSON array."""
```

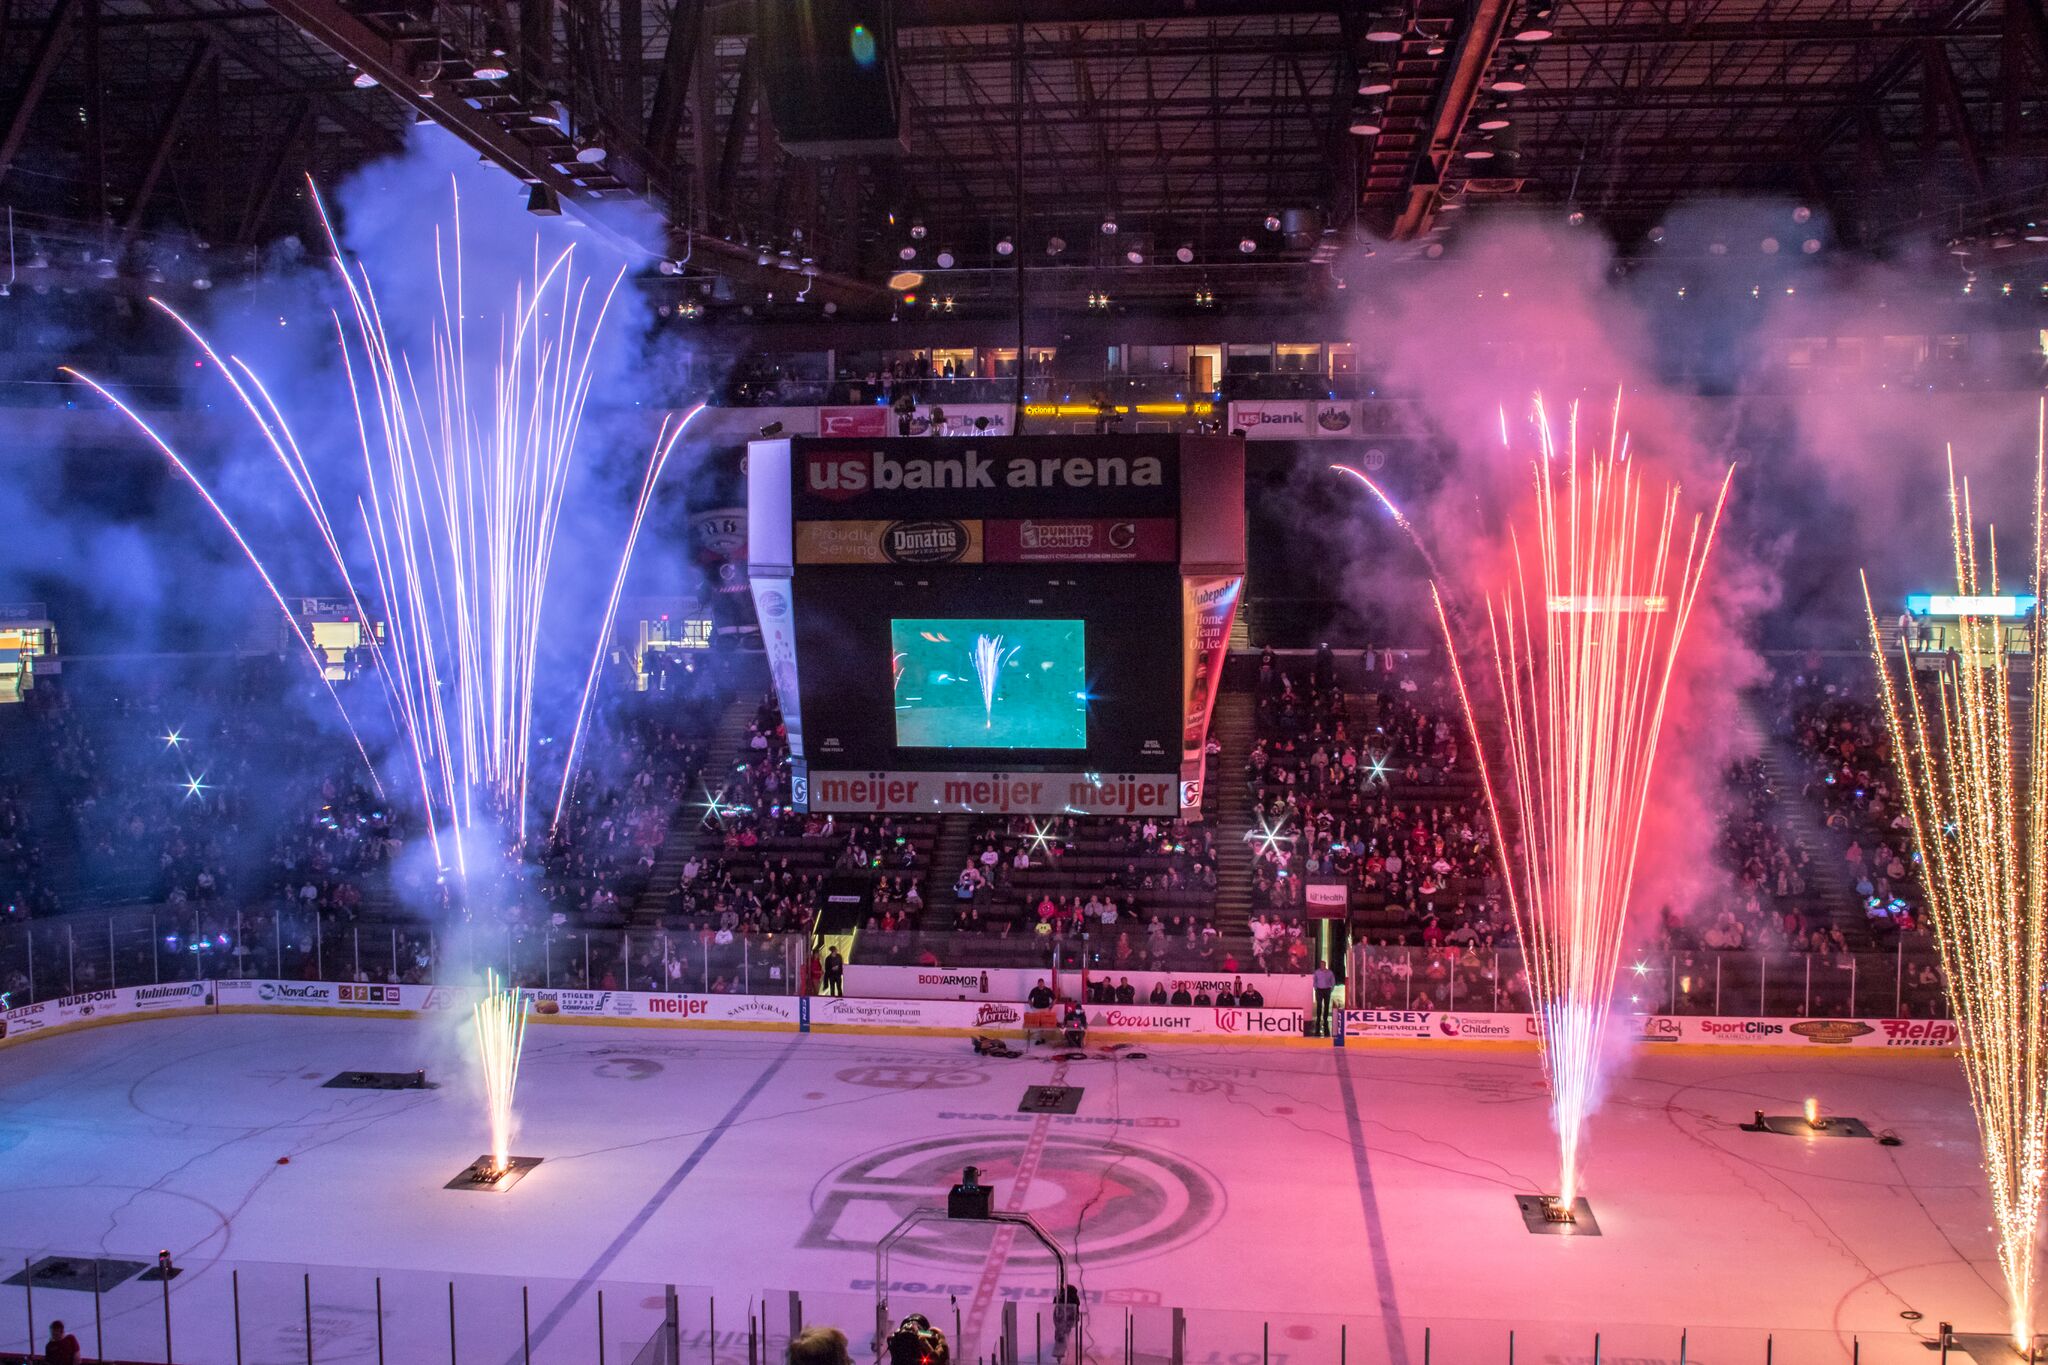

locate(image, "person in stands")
[[1148, 981, 1169, 1005], [45, 1321, 81, 1365], [1028, 978, 1055, 1010], [1170, 983, 1192, 1006], [1114, 976, 1136, 1004]]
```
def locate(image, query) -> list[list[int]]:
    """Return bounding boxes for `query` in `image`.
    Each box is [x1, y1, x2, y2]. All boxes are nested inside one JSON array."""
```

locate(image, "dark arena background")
[[4, 2, 2048, 1364]]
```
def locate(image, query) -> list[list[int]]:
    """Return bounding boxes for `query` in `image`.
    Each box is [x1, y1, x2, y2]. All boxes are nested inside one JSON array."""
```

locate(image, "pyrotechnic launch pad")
[[1514, 1195, 1601, 1236], [1947, 1332, 2045, 1364], [1743, 1111, 1879, 1139], [444, 1155, 543, 1193]]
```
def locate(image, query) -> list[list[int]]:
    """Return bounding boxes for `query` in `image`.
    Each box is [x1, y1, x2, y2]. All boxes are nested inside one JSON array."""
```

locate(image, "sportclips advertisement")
[[1179, 574, 1241, 815]]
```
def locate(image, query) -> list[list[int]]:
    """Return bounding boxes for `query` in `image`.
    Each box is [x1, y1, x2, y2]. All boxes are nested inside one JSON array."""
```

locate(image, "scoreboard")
[[747, 434, 1244, 818]]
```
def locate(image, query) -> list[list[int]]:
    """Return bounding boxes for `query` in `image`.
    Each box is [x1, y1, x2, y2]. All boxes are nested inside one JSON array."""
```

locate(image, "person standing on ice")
[[822, 946, 844, 997], [1312, 959, 1336, 1036], [1051, 1285, 1082, 1362]]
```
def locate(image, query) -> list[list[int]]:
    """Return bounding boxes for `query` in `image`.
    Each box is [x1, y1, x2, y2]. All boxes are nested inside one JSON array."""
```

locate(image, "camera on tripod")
[[885, 1314, 950, 1365]]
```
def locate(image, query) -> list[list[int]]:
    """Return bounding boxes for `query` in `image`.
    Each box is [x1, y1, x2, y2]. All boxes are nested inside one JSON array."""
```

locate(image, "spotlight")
[[1477, 104, 1513, 131], [1263, 213, 1282, 232], [1349, 111, 1384, 136], [1364, 9, 1405, 41], [936, 248, 956, 269], [1802, 237, 1823, 254], [1513, 3, 1555, 40], [658, 259, 680, 275], [192, 273, 212, 291], [1646, 225, 1666, 243], [1175, 243, 1195, 264], [472, 58, 511, 81], [1462, 144, 1495, 161], [1358, 68, 1394, 96], [352, 69, 380, 89], [1791, 205, 1813, 223], [526, 185, 561, 216], [1125, 247, 1144, 264], [899, 244, 918, 261], [757, 246, 773, 266], [910, 219, 927, 239], [574, 140, 606, 164], [1239, 237, 1256, 254], [995, 236, 1014, 256], [1100, 216, 1118, 235]]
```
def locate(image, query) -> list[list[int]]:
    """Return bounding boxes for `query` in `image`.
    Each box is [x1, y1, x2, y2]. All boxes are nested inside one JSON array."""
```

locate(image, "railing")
[[0, 1245, 1938, 1365], [1346, 944, 1950, 1020], [0, 907, 806, 1007], [0, 906, 1951, 1020]]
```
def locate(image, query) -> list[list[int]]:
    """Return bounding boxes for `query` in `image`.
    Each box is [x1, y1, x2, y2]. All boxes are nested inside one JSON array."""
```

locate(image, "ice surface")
[[0, 1015, 2011, 1365]]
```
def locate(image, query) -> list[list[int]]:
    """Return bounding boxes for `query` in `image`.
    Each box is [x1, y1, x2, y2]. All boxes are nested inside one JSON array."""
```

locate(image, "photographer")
[[886, 1315, 950, 1365]]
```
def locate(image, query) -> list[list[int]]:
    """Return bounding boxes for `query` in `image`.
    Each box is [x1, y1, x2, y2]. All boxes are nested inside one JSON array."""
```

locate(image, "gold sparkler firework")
[[1863, 413, 2048, 1351], [472, 968, 529, 1175], [1437, 397, 1731, 1206]]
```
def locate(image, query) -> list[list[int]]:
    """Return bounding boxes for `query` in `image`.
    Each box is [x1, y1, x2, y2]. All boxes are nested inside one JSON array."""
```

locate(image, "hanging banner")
[[750, 575, 806, 769], [1179, 574, 1242, 816]]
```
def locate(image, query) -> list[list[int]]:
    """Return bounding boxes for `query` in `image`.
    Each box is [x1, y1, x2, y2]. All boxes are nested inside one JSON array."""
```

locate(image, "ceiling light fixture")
[[1364, 10, 1406, 41]]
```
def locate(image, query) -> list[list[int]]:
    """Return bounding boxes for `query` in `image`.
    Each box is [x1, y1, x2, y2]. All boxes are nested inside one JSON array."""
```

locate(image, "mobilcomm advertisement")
[[0, 981, 212, 1045]]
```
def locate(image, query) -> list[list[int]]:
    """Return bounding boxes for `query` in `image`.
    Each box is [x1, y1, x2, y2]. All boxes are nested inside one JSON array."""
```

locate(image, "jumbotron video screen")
[[748, 433, 1245, 817], [890, 617, 1089, 750]]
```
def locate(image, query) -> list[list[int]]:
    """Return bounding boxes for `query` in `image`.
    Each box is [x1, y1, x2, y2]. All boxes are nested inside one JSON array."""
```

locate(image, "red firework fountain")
[[1436, 396, 1732, 1208]]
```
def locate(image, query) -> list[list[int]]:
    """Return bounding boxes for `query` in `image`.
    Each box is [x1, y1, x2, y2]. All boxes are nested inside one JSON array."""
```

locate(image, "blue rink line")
[[518, 1033, 804, 1361], [1335, 1055, 1411, 1365]]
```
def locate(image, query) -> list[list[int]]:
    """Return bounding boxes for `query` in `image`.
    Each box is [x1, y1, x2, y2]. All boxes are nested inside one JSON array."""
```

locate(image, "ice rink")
[[0, 1013, 2012, 1365]]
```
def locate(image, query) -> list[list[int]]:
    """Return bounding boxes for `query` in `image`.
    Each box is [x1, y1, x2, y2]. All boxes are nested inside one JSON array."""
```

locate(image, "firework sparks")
[[1437, 396, 1731, 1207], [70, 175, 694, 884], [1864, 413, 2048, 1350], [971, 634, 1020, 729], [471, 968, 529, 1175], [1330, 463, 1447, 584]]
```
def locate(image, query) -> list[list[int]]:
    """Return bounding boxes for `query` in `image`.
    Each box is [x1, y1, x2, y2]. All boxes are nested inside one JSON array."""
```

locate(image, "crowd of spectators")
[[1772, 662, 1925, 944], [1246, 646, 1503, 949]]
